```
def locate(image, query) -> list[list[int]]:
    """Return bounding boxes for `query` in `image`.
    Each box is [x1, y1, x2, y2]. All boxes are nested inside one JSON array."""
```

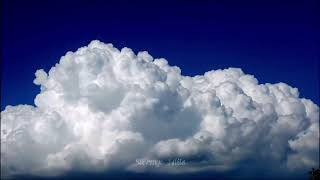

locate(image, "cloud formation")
[[1, 40, 319, 178]]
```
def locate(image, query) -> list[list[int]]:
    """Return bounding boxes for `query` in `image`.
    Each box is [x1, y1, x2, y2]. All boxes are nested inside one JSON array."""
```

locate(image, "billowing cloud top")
[[1, 40, 319, 179]]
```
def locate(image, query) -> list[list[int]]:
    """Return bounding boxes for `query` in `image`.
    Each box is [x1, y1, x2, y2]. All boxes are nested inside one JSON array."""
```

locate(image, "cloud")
[[1, 40, 319, 179]]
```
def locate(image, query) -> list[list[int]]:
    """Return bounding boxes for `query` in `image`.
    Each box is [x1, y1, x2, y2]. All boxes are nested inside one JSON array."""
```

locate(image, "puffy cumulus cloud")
[[1, 40, 319, 178]]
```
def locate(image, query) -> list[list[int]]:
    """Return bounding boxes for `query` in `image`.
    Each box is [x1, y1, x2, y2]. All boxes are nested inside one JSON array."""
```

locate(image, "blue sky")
[[2, 0, 319, 110], [1, 1, 319, 179]]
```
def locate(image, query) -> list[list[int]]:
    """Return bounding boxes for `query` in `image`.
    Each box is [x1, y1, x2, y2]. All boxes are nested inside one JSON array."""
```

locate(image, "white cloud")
[[1, 40, 319, 178]]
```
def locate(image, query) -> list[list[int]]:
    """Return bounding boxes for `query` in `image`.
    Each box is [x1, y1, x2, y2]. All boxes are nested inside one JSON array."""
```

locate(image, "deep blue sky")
[[1, 0, 319, 110]]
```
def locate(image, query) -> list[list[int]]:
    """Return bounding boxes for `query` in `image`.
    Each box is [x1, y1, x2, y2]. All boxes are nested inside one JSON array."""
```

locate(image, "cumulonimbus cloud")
[[1, 40, 319, 178]]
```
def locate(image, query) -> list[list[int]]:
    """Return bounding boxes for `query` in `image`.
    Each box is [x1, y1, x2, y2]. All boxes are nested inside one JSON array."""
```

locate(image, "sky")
[[1, 1, 319, 180], [2, 0, 319, 110]]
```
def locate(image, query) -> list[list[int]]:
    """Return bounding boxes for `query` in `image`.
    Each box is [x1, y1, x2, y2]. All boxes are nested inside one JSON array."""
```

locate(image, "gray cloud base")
[[1, 40, 319, 178]]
